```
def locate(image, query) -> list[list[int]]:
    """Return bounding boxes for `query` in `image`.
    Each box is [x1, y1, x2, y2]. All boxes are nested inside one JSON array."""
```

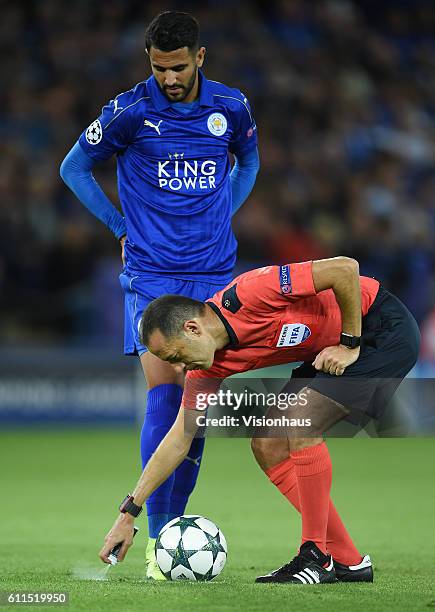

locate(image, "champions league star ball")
[[155, 515, 227, 581]]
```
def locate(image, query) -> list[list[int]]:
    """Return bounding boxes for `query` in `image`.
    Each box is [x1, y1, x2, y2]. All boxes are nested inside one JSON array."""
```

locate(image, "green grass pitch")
[[1, 431, 434, 611]]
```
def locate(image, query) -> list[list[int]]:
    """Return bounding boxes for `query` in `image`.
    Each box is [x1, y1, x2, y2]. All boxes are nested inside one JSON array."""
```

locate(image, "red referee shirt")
[[182, 261, 379, 409]]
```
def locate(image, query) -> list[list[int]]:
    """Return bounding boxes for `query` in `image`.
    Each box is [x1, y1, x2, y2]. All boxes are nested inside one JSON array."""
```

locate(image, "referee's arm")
[[99, 407, 199, 564], [312, 257, 361, 338], [311, 257, 362, 376]]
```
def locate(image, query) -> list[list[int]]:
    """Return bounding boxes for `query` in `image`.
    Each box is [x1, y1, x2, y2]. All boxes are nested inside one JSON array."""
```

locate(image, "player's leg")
[[139, 351, 184, 539], [139, 352, 184, 580], [168, 280, 226, 522], [138, 277, 225, 577], [168, 437, 205, 522], [120, 271, 185, 580]]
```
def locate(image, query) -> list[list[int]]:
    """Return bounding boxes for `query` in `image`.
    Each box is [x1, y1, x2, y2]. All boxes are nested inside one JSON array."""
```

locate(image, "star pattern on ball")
[[155, 516, 227, 581], [168, 539, 199, 571], [168, 516, 202, 535], [202, 531, 226, 563]]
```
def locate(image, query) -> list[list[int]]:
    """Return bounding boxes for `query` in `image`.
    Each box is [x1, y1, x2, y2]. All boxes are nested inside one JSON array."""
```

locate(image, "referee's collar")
[[147, 70, 214, 111], [206, 302, 239, 346]]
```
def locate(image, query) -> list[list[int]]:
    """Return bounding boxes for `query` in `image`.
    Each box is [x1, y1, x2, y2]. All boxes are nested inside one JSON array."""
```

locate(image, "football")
[[155, 515, 227, 581]]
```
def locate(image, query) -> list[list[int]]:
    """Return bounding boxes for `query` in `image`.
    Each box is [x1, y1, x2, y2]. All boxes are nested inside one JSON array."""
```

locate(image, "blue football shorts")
[[119, 270, 229, 356]]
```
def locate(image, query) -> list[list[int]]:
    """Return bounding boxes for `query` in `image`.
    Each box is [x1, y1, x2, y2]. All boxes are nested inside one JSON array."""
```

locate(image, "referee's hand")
[[99, 513, 134, 564], [313, 345, 360, 376]]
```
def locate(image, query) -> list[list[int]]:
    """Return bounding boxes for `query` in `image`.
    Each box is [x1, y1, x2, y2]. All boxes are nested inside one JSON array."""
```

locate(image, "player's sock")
[[169, 437, 205, 519], [148, 514, 169, 537], [290, 442, 332, 555], [265, 455, 362, 565], [140, 383, 183, 538]]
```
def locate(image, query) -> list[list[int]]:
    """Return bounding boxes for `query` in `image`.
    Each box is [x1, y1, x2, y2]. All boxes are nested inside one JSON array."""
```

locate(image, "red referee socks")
[[290, 442, 332, 555], [266, 442, 362, 565]]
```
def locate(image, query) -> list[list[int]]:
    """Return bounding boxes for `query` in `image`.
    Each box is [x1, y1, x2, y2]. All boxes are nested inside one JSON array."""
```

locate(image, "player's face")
[[148, 326, 215, 371], [148, 46, 205, 103]]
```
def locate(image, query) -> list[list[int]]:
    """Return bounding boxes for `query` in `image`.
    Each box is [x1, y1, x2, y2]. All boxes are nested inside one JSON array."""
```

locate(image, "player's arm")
[[99, 407, 200, 564], [311, 257, 361, 376], [60, 142, 127, 244], [228, 91, 259, 215], [230, 147, 260, 215], [60, 96, 140, 260]]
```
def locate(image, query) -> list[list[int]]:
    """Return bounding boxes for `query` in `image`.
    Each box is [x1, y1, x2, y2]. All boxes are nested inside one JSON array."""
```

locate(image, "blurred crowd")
[[2, 0, 435, 364]]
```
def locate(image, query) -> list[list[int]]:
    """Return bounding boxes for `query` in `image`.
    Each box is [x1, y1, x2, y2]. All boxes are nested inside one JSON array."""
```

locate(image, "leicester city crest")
[[207, 113, 227, 136]]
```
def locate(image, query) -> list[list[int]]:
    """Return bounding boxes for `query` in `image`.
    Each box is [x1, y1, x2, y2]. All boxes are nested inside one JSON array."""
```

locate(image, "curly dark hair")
[[145, 11, 200, 53]]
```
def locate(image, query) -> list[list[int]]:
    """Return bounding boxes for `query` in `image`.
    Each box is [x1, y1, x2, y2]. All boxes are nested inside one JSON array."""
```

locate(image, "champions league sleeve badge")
[[85, 119, 103, 145], [279, 265, 292, 294]]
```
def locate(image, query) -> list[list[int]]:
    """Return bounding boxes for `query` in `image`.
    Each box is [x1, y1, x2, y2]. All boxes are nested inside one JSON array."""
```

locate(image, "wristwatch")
[[340, 332, 361, 349], [119, 494, 143, 517]]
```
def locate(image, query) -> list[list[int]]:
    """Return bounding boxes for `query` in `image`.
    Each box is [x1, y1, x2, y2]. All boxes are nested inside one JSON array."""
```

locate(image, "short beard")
[[162, 66, 198, 102]]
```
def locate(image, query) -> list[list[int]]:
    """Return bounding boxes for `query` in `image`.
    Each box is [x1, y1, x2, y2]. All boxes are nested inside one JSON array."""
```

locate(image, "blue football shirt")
[[79, 71, 257, 282]]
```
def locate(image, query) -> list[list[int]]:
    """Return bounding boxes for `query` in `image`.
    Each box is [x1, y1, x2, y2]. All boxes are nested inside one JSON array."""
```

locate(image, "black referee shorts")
[[292, 287, 421, 425]]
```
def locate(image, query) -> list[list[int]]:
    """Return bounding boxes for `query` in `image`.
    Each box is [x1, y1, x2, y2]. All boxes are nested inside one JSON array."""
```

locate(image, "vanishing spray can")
[[108, 526, 139, 565]]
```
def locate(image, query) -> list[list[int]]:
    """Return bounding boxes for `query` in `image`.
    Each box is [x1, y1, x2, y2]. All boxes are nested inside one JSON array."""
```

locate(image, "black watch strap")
[[340, 333, 361, 349], [119, 494, 142, 517]]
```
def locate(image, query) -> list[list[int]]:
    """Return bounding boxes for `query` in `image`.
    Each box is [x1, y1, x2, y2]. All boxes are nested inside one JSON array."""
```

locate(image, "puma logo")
[[113, 99, 124, 113], [144, 119, 163, 135], [185, 455, 201, 467]]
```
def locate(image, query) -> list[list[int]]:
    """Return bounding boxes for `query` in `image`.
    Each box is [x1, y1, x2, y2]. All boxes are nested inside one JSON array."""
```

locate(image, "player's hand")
[[120, 235, 126, 267], [312, 345, 360, 376], [99, 513, 135, 564]]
